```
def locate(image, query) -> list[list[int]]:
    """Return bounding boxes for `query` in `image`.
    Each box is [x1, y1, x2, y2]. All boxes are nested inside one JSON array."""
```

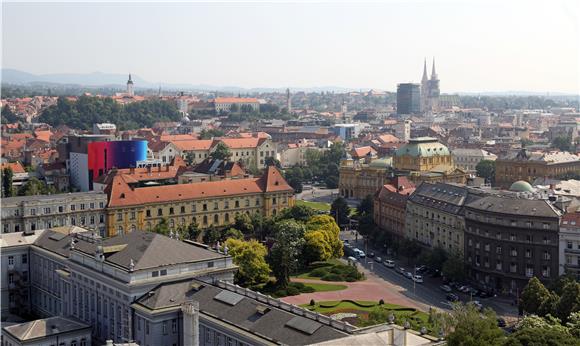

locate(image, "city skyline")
[[2, 0, 579, 94]]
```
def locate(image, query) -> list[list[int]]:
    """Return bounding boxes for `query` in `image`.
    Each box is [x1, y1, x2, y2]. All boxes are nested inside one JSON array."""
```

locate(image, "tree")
[[186, 222, 201, 241], [229, 103, 240, 113], [234, 213, 254, 236], [520, 277, 551, 316], [442, 252, 466, 281], [265, 157, 282, 168], [277, 204, 316, 222], [556, 281, 580, 322], [303, 230, 332, 263], [199, 129, 225, 139], [357, 214, 376, 238], [17, 177, 55, 196], [306, 215, 343, 259], [330, 197, 350, 226], [210, 142, 232, 161], [324, 175, 339, 189], [552, 136, 572, 152], [357, 194, 374, 216], [2, 167, 14, 198], [445, 303, 505, 346], [224, 227, 244, 240], [504, 315, 578, 346], [1, 105, 19, 123], [476, 160, 496, 184], [284, 167, 304, 193], [567, 311, 580, 338], [202, 226, 222, 245], [153, 218, 170, 235], [184, 152, 196, 166], [269, 220, 305, 288], [224, 238, 270, 286]]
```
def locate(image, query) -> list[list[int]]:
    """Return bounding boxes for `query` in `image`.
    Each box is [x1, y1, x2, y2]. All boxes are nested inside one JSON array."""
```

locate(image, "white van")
[[383, 260, 395, 268]]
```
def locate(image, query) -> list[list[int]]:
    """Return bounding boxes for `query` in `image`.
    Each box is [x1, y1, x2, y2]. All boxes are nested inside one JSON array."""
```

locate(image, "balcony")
[[564, 248, 580, 255]]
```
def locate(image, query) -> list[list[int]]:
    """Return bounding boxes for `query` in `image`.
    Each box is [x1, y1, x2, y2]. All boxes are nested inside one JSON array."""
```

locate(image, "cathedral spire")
[[431, 58, 438, 80], [422, 58, 428, 82]]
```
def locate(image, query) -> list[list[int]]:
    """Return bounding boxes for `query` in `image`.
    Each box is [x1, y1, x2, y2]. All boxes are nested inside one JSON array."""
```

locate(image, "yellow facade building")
[[105, 166, 294, 236]]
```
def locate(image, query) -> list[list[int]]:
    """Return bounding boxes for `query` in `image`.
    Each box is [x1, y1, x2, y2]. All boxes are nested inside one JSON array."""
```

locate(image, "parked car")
[[375, 256, 382, 263], [358, 251, 366, 258], [397, 267, 406, 275], [458, 285, 470, 293], [478, 291, 490, 298], [347, 256, 357, 262], [446, 293, 459, 302], [383, 260, 395, 268], [368, 252, 375, 258], [414, 265, 427, 273], [404, 272, 413, 279], [412, 275, 424, 283], [440, 285, 452, 293], [497, 318, 507, 328]]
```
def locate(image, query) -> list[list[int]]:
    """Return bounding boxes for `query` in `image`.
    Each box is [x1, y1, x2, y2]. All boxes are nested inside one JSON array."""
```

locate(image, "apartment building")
[[1, 192, 108, 236], [373, 177, 415, 241], [559, 211, 580, 279]]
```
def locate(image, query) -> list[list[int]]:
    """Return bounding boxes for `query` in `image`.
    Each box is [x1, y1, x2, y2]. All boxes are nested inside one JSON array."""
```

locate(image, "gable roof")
[[2, 317, 90, 342], [1, 161, 25, 173]]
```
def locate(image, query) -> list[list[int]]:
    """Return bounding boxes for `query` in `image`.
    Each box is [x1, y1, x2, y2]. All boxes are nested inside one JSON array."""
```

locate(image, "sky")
[[2, 0, 580, 93]]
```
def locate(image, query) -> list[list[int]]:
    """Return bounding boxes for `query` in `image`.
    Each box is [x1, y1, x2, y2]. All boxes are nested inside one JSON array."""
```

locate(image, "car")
[[497, 318, 507, 328], [397, 267, 406, 274], [440, 285, 452, 293], [412, 275, 424, 283], [347, 256, 357, 262], [478, 291, 490, 298], [358, 252, 366, 258], [383, 260, 395, 268], [446, 293, 459, 302], [368, 252, 375, 258], [458, 285, 470, 293], [414, 265, 427, 273], [429, 269, 441, 278], [343, 239, 349, 243], [375, 256, 382, 263], [468, 300, 483, 311], [404, 272, 413, 279], [468, 288, 479, 296]]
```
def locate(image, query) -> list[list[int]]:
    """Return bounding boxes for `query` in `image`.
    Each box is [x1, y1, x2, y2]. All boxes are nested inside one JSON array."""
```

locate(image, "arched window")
[[203, 216, 208, 225], [214, 214, 219, 223], [224, 213, 230, 222], [131, 224, 136, 232]]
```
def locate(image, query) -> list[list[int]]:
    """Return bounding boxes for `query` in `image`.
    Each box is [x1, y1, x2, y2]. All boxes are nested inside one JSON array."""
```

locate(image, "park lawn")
[[294, 259, 351, 280], [302, 283, 347, 292], [295, 200, 331, 211], [302, 300, 432, 332]]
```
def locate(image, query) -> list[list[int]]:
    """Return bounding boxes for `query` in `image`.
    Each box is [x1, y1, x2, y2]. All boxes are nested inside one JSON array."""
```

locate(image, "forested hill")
[[38, 96, 182, 130]]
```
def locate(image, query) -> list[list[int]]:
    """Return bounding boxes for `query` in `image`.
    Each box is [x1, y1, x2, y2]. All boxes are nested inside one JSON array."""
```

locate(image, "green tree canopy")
[[277, 204, 316, 222], [199, 128, 225, 139], [234, 213, 255, 236], [330, 197, 350, 226], [556, 281, 580, 322], [225, 238, 270, 286], [210, 142, 232, 161], [357, 194, 374, 216], [2, 167, 14, 198], [269, 220, 305, 288], [303, 230, 332, 263], [441, 252, 466, 281], [1, 105, 19, 123], [520, 277, 552, 316], [475, 160, 496, 184], [446, 303, 505, 346], [551, 136, 572, 152], [504, 314, 578, 346], [305, 215, 343, 259], [17, 177, 55, 196]]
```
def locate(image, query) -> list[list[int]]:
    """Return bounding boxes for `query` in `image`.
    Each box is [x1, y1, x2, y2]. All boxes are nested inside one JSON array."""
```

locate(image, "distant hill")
[[1, 68, 356, 93]]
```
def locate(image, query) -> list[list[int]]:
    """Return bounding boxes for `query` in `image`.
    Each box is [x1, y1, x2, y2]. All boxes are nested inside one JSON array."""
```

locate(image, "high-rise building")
[[286, 88, 292, 113], [396, 83, 421, 115], [420, 58, 440, 113]]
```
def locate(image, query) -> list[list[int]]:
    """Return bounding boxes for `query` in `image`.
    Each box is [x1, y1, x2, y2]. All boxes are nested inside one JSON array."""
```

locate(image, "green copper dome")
[[509, 180, 534, 192], [369, 157, 393, 168], [394, 137, 450, 158]]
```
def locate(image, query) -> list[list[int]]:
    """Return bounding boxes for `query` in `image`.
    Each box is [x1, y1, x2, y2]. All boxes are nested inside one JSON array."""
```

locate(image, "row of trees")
[[519, 276, 580, 323], [38, 96, 182, 130], [303, 142, 345, 188], [2, 168, 58, 197]]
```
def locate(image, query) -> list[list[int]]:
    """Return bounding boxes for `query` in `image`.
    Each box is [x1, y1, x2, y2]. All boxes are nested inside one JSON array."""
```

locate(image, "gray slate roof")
[[2, 316, 90, 342], [408, 182, 470, 214], [134, 279, 348, 346], [465, 195, 561, 219], [34, 230, 225, 271]]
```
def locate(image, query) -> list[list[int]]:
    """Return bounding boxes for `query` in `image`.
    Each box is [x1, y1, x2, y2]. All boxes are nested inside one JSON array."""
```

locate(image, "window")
[[90, 216, 95, 225], [157, 208, 163, 216], [542, 266, 550, 278], [543, 251, 551, 260], [496, 245, 502, 254], [214, 214, 219, 223], [163, 321, 168, 335], [510, 248, 517, 257], [213, 202, 218, 210], [510, 263, 517, 273], [44, 207, 51, 214], [172, 319, 177, 333], [543, 223, 550, 230], [235, 201, 240, 208], [99, 215, 105, 223], [510, 234, 516, 241], [203, 204, 208, 211], [568, 241, 573, 249], [245, 199, 250, 207], [146, 209, 151, 217], [224, 201, 229, 209], [117, 213, 123, 221], [526, 265, 534, 278], [30, 208, 36, 216], [525, 249, 532, 258], [496, 260, 502, 271], [22, 254, 27, 264], [130, 211, 136, 220], [152, 271, 159, 277], [146, 321, 150, 334], [203, 215, 208, 225], [160, 269, 167, 276], [273, 197, 277, 205], [8, 256, 14, 265], [99, 202, 104, 208], [192, 204, 197, 212], [208, 262, 214, 268], [225, 213, 230, 222], [80, 339, 87, 346], [181, 206, 186, 214], [80, 203, 85, 210]]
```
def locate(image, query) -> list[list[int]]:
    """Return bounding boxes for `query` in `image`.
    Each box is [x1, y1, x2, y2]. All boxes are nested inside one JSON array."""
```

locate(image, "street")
[[341, 230, 518, 319]]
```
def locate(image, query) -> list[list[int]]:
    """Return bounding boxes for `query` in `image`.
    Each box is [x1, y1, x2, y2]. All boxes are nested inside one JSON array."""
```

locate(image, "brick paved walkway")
[[281, 270, 428, 311]]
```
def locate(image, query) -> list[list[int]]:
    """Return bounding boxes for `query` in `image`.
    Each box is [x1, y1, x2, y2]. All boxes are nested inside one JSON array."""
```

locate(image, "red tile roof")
[[352, 146, 377, 158], [214, 97, 259, 104], [172, 139, 214, 151], [0, 161, 25, 173]]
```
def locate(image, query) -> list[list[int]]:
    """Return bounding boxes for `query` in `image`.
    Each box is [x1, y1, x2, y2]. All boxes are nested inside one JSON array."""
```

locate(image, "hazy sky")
[[2, 0, 580, 93]]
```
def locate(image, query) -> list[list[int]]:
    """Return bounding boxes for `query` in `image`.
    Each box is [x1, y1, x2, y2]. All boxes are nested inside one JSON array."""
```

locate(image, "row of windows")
[[3, 214, 105, 233], [467, 240, 552, 259], [467, 229, 553, 244], [469, 255, 551, 278], [26, 201, 105, 216]]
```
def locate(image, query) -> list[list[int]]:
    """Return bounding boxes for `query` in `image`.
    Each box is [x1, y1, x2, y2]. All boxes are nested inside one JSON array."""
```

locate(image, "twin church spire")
[[422, 58, 437, 82]]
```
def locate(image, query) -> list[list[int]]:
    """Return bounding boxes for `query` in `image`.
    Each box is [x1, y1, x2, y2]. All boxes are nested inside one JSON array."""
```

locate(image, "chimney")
[[181, 301, 200, 346]]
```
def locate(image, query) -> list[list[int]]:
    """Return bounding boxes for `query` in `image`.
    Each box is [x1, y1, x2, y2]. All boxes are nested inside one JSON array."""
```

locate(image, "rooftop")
[[466, 195, 561, 219], [2, 317, 90, 342]]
